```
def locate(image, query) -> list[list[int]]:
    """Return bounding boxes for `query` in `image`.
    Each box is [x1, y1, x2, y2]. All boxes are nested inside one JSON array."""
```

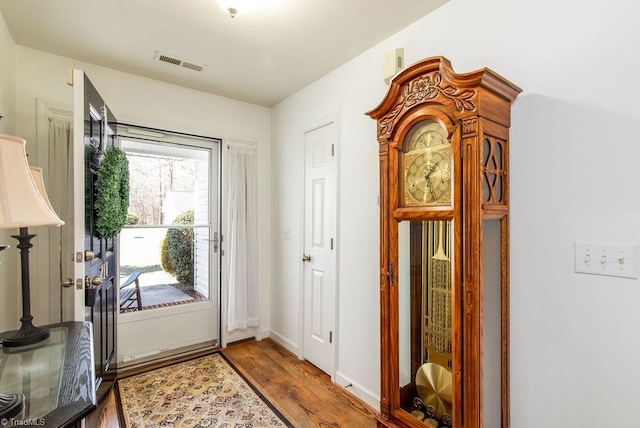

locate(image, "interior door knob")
[[302, 254, 311, 262], [61, 278, 74, 288]]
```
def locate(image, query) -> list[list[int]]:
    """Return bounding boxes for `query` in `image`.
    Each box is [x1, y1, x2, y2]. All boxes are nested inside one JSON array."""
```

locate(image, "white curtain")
[[47, 119, 73, 322], [226, 143, 258, 331]]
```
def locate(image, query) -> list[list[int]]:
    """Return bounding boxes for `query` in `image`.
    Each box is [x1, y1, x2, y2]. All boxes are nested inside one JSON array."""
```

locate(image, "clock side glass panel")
[[402, 121, 452, 207]]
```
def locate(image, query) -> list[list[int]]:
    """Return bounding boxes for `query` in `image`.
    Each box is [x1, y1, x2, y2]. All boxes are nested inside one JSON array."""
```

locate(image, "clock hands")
[[423, 161, 437, 202], [406, 148, 450, 204]]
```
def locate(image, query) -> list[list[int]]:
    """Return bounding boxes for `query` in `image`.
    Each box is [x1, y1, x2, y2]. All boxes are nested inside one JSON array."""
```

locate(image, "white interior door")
[[303, 120, 338, 376]]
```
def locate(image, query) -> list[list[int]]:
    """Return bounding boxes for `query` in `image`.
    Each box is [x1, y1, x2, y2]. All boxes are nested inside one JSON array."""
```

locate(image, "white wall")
[[271, 0, 640, 424], [0, 12, 18, 332], [6, 46, 272, 351]]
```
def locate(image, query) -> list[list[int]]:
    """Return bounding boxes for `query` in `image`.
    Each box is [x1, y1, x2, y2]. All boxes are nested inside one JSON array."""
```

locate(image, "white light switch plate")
[[574, 241, 639, 279]]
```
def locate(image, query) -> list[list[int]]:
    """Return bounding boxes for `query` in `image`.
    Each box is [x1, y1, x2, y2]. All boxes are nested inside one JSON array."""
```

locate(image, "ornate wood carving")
[[379, 72, 477, 137], [462, 118, 478, 136], [379, 140, 389, 155]]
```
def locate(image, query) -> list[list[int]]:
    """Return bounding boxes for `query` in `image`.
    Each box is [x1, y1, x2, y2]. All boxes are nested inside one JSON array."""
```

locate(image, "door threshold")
[[117, 340, 219, 378]]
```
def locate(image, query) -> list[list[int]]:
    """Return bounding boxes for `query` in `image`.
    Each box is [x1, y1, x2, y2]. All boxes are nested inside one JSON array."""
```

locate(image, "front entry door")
[[71, 70, 118, 399], [116, 131, 220, 361], [302, 120, 338, 376]]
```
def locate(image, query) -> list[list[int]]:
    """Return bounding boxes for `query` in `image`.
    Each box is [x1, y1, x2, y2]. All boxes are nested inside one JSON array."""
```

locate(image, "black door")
[[81, 73, 118, 402]]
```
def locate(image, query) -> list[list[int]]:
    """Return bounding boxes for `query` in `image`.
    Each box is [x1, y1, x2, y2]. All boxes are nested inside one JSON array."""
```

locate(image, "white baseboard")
[[335, 371, 380, 412], [267, 330, 299, 355], [256, 328, 271, 341]]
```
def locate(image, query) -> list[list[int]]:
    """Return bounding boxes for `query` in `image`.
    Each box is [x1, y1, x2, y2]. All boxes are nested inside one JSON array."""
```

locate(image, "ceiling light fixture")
[[216, 0, 253, 18]]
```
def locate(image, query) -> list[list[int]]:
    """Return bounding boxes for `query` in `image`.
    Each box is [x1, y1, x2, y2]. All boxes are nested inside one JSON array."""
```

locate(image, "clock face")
[[403, 122, 452, 206]]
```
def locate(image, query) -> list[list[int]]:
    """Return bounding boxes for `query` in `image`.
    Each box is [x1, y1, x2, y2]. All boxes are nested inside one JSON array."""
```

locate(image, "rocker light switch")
[[574, 241, 639, 279]]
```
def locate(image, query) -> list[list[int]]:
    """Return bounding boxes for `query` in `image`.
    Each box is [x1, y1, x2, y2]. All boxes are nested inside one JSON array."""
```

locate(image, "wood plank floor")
[[223, 339, 378, 427], [97, 338, 378, 427]]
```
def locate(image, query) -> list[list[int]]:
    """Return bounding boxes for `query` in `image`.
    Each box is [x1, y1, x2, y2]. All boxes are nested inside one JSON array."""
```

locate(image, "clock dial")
[[405, 149, 452, 204], [403, 122, 452, 206], [405, 122, 448, 152]]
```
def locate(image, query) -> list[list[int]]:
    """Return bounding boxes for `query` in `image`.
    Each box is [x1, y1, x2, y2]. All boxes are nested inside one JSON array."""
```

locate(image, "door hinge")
[[329, 331, 333, 343], [331, 144, 335, 156], [387, 262, 394, 286], [330, 238, 334, 250]]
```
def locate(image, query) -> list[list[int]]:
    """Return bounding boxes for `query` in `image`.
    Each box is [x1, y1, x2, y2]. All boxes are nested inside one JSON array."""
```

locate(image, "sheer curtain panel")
[[48, 120, 73, 322], [226, 143, 258, 331]]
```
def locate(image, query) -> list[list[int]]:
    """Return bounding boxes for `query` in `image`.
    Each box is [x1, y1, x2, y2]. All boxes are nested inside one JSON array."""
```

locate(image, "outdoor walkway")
[[119, 270, 207, 313]]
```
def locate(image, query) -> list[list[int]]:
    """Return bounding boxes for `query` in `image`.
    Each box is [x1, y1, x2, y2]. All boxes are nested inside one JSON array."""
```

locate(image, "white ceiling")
[[0, 0, 447, 106]]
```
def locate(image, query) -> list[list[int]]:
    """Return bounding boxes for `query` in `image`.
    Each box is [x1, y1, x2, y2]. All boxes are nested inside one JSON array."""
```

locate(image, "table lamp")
[[0, 134, 64, 347]]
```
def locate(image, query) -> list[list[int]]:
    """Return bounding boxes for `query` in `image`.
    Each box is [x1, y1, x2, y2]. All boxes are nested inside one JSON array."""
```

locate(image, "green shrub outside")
[[160, 235, 174, 275], [161, 209, 194, 285], [125, 213, 138, 225]]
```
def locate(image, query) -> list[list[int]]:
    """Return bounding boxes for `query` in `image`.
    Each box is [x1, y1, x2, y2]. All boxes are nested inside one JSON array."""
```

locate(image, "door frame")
[[298, 113, 340, 380]]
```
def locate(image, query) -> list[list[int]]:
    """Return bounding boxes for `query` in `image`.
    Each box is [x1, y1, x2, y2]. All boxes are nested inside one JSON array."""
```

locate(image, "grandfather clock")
[[367, 57, 521, 428]]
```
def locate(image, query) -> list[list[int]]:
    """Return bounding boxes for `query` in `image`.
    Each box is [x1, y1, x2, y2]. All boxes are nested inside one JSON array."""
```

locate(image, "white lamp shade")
[[29, 166, 64, 226], [0, 134, 65, 228]]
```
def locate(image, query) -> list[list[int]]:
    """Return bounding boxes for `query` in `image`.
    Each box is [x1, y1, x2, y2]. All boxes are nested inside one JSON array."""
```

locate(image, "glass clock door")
[[398, 220, 455, 427]]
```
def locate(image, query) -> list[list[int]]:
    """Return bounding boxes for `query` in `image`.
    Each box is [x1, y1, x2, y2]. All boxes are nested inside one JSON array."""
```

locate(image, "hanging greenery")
[[94, 146, 130, 238]]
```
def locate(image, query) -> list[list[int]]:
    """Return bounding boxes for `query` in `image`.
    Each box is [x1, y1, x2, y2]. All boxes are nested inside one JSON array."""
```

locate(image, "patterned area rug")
[[119, 353, 291, 427]]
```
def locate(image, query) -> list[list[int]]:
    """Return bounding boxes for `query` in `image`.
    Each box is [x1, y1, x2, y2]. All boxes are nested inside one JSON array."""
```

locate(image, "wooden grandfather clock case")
[[367, 57, 521, 428]]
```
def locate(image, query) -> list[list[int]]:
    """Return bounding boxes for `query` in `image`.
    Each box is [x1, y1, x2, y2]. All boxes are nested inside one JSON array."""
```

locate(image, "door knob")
[[85, 276, 103, 287], [302, 254, 311, 262], [61, 278, 74, 288]]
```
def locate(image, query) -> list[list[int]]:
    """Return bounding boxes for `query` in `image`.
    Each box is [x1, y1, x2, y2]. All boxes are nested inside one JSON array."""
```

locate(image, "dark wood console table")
[[0, 321, 96, 427]]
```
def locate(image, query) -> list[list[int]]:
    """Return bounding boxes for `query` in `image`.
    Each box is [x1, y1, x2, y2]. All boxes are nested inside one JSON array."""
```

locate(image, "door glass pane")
[[398, 220, 454, 427], [119, 139, 211, 312]]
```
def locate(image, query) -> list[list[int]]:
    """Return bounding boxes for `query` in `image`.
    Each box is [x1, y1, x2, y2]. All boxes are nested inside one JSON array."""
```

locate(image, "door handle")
[[61, 278, 74, 288], [85, 276, 103, 287], [201, 232, 220, 253], [302, 254, 311, 262]]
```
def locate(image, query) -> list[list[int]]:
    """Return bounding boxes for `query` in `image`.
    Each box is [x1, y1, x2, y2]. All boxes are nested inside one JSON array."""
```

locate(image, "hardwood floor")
[[224, 339, 378, 427], [96, 338, 378, 427]]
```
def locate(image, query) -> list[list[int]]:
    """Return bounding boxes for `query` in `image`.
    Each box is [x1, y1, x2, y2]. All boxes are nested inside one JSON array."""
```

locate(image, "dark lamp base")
[[1, 322, 49, 348], [0, 393, 25, 419]]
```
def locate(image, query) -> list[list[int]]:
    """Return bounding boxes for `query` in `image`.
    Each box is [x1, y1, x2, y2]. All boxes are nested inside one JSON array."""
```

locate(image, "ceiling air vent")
[[181, 61, 205, 72], [154, 51, 206, 72]]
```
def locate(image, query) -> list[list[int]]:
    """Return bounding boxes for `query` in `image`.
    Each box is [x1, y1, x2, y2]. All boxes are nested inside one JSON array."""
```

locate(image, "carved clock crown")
[[366, 56, 521, 142]]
